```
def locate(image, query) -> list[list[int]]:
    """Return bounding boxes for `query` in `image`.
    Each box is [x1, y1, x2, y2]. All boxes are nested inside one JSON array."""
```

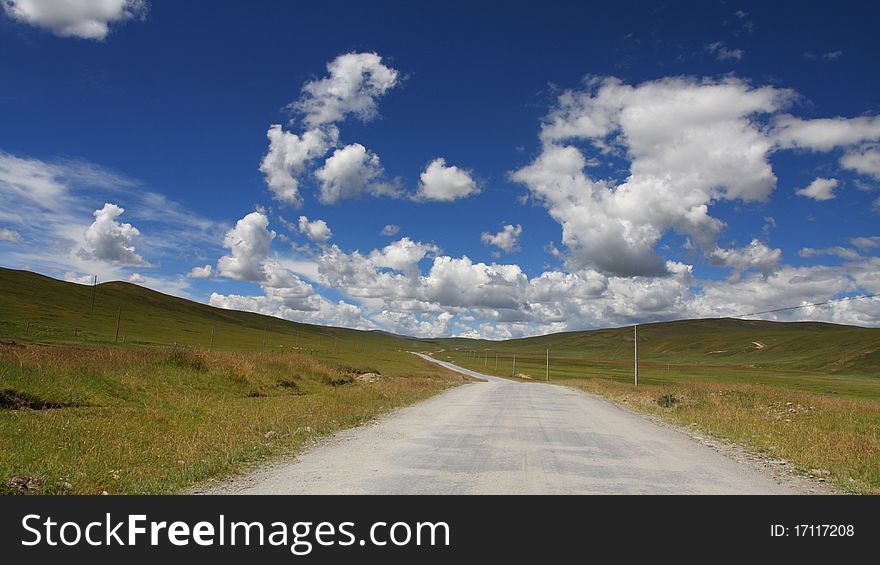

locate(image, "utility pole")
[[634, 324, 639, 386], [512, 354, 516, 377], [114, 308, 121, 344], [495, 352, 498, 370], [209, 324, 215, 351], [546, 348, 549, 381], [90, 275, 97, 312]]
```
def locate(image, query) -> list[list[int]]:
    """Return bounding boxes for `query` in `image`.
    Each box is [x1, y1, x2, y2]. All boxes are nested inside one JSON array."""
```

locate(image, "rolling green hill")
[[432, 317, 880, 377], [1, 266, 878, 385], [0, 267, 415, 354]]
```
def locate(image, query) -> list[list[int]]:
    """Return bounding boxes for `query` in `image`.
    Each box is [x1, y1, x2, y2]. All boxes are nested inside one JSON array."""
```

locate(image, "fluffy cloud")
[[204, 224, 880, 337], [414, 158, 479, 201], [772, 115, 880, 151], [481, 224, 522, 254], [297, 215, 332, 243], [512, 75, 880, 277], [315, 143, 397, 204], [708, 239, 781, 274], [0, 228, 22, 242], [257, 52, 403, 207], [1, 0, 147, 40], [513, 76, 787, 276], [217, 211, 275, 281], [210, 291, 369, 330], [840, 145, 880, 180], [292, 52, 399, 129], [796, 177, 838, 201], [380, 224, 400, 236], [187, 264, 213, 279], [79, 203, 148, 266], [210, 212, 368, 326], [259, 124, 336, 207], [370, 237, 439, 277]]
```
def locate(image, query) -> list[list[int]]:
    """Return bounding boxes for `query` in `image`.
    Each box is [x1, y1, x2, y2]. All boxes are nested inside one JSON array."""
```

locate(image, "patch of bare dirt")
[[356, 372, 382, 383], [7, 475, 43, 494], [0, 389, 62, 410]]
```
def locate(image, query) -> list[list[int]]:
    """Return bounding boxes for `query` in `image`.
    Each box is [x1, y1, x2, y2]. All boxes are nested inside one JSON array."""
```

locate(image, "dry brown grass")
[[558, 377, 880, 494], [0, 342, 469, 494]]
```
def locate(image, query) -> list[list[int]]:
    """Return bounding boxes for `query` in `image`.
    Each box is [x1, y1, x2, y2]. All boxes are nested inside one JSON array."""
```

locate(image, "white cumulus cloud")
[[187, 264, 213, 279], [315, 143, 396, 204], [414, 158, 479, 202], [292, 52, 399, 128], [708, 239, 781, 274], [481, 224, 522, 254], [513, 76, 787, 276], [840, 145, 880, 180], [297, 215, 332, 243], [796, 177, 838, 201], [772, 115, 880, 151], [258, 124, 337, 207], [2, 0, 147, 40], [79, 203, 148, 266], [217, 211, 275, 281]]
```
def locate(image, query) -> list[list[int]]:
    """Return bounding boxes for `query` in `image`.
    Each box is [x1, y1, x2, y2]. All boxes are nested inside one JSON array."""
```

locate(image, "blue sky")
[[1, 0, 879, 337]]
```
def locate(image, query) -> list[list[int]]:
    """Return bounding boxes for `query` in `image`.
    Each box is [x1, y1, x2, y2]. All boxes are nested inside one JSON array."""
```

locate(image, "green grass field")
[[0, 268, 467, 494], [1, 266, 879, 493], [431, 318, 880, 399]]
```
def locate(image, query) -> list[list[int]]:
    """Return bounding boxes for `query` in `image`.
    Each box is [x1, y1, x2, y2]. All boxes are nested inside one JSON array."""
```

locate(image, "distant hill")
[[431, 317, 880, 377], [1, 267, 878, 375], [0, 267, 408, 352]]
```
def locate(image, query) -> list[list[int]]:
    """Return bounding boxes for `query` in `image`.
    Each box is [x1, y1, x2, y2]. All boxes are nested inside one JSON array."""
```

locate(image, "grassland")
[[433, 321, 880, 493], [0, 268, 467, 494], [2, 266, 879, 494]]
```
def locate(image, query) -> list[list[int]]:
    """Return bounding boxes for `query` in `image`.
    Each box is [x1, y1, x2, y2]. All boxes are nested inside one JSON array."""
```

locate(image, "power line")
[[736, 292, 880, 319]]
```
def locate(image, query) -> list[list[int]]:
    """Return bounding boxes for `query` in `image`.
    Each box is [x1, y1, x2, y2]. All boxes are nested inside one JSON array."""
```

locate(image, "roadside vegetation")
[[0, 341, 468, 494], [438, 345, 880, 494]]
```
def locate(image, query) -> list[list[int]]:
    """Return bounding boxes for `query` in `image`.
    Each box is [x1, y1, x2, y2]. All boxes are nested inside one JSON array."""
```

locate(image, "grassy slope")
[[430, 318, 880, 399], [0, 268, 464, 494], [0, 267, 418, 354]]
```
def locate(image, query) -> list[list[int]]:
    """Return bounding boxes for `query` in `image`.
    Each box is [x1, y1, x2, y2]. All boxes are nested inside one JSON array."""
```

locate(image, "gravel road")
[[202, 353, 798, 494]]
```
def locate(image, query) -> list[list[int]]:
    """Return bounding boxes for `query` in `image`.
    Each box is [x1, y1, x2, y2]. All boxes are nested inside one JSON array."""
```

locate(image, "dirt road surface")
[[202, 353, 799, 494]]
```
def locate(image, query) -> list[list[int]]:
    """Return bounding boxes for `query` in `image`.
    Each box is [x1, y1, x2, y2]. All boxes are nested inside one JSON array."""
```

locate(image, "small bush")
[[657, 393, 680, 408], [323, 375, 354, 387], [165, 345, 207, 372]]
